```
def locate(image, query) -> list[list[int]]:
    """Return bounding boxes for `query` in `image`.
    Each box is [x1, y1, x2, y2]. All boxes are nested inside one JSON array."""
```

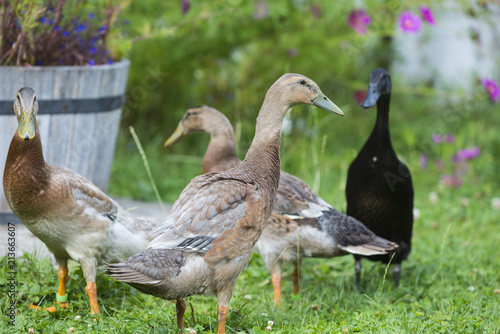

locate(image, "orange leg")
[[272, 273, 282, 305], [217, 305, 228, 334], [40, 264, 69, 313], [176, 299, 187, 329], [291, 264, 301, 295], [85, 281, 100, 315], [56, 265, 69, 308]]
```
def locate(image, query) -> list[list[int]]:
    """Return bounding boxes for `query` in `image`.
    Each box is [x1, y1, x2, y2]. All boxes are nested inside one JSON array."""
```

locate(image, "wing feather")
[[147, 173, 254, 252]]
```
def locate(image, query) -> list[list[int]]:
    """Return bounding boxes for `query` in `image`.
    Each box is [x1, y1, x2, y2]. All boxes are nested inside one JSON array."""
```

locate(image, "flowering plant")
[[0, 0, 126, 66]]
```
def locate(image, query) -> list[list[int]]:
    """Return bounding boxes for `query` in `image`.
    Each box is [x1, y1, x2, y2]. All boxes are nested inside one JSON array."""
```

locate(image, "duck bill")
[[360, 83, 380, 108], [17, 110, 36, 140], [164, 124, 187, 147], [312, 91, 344, 116]]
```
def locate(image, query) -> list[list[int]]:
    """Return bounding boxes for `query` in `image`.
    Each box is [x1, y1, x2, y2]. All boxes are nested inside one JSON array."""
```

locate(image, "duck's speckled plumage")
[[3, 87, 155, 315], [346, 68, 414, 288], [163, 105, 397, 303], [107, 73, 344, 333]]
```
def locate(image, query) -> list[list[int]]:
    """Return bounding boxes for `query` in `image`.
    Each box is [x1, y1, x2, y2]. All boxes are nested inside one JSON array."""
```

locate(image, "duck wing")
[[147, 172, 257, 253], [274, 171, 331, 218]]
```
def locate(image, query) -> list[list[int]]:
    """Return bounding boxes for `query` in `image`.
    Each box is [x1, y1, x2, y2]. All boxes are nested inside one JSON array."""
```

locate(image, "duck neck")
[[370, 92, 392, 148], [4, 129, 49, 199], [202, 129, 240, 174], [241, 97, 286, 195]]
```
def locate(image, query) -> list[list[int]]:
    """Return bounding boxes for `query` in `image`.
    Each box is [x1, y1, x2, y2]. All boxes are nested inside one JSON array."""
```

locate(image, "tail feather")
[[104, 248, 184, 285], [340, 236, 398, 256], [324, 208, 399, 256], [105, 262, 161, 285]]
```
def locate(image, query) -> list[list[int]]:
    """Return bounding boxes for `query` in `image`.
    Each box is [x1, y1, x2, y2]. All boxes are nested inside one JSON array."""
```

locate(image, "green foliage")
[[109, 0, 499, 203]]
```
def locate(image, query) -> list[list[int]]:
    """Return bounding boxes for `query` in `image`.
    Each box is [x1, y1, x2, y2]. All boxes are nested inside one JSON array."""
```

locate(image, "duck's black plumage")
[[345, 68, 414, 288]]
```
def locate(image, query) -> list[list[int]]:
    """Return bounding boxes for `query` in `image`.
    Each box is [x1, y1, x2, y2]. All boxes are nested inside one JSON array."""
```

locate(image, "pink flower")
[[455, 147, 480, 161], [181, 0, 190, 15], [420, 7, 435, 25], [399, 11, 422, 33], [432, 133, 455, 144], [311, 4, 322, 19], [435, 158, 444, 171], [353, 90, 367, 104], [480, 78, 500, 102], [432, 134, 443, 143], [441, 174, 462, 188], [419, 154, 428, 170], [348, 9, 371, 35]]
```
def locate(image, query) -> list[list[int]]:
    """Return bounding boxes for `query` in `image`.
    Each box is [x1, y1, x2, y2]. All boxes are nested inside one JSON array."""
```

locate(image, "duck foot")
[[29, 301, 68, 313]]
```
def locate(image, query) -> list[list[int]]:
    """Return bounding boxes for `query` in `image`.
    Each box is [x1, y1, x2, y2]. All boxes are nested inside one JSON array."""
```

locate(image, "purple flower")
[[181, 0, 191, 15], [98, 25, 107, 33], [88, 59, 95, 66], [89, 46, 97, 54], [55, 25, 62, 32], [348, 9, 371, 35], [419, 154, 428, 170], [75, 24, 87, 33], [479, 78, 500, 102], [288, 48, 298, 57], [89, 13, 95, 19], [399, 11, 422, 33], [446, 134, 455, 143], [420, 7, 435, 25], [62, 31, 70, 37], [107, 59, 114, 64], [455, 147, 480, 161], [253, 2, 269, 20], [40, 17, 47, 24]]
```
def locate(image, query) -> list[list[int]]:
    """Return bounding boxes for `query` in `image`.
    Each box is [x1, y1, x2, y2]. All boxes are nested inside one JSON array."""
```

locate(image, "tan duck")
[[106, 73, 344, 333], [164, 105, 398, 304], [3, 87, 156, 315]]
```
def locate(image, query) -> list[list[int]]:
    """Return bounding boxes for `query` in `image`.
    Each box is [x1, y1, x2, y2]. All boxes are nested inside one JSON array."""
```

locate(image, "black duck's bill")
[[360, 83, 380, 108], [312, 91, 344, 116]]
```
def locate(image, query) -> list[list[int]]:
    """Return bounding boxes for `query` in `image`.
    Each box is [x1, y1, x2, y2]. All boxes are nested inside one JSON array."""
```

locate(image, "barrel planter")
[[0, 60, 130, 224]]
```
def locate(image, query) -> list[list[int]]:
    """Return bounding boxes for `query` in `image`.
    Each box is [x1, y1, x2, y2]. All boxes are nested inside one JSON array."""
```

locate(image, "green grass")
[[2, 92, 500, 333], [1, 195, 499, 334]]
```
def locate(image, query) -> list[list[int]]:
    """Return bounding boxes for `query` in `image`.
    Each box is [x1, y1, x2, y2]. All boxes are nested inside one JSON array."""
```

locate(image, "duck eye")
[[299, 79, 306, 85]]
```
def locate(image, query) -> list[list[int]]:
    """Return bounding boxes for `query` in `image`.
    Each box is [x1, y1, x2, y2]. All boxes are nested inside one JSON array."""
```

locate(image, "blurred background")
[[108, 0, 500, 208]]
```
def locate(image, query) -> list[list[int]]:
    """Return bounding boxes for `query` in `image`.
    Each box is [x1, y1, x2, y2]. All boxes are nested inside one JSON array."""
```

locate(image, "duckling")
[[346, 68, 414, 288], [106, 73, 344, 333], [3, 87, 155, 315], [164, 105, 398, 304]]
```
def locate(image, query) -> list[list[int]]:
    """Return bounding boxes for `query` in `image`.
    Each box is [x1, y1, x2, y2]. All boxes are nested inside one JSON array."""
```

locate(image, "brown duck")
[[106, 73, 344, 333], [3, 87, 156, 315], [164, 105, 398, 304]]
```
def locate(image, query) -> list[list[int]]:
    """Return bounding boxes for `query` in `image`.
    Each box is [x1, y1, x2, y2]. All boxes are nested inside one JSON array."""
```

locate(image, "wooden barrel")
[[0, 60, 130, 224]]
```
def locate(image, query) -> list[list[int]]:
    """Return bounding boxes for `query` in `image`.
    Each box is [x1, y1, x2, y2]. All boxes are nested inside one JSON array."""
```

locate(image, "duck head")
[[13, 87, 39, 141], [164, 105, 222, 147], [360, 68, 392, 109], [271, 73, 344, 116]]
